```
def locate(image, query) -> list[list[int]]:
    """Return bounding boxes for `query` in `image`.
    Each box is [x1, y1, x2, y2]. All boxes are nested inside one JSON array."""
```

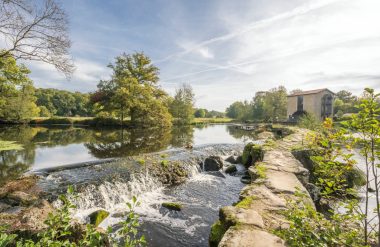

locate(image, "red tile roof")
[[287, 88, 335, 97]]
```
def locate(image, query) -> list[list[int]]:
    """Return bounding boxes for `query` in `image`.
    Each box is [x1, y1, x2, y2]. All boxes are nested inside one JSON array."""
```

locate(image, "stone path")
[[218, 128, 312, 247]]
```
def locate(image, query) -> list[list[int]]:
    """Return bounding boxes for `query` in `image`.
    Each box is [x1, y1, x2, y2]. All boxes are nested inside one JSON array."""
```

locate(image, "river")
[[0, 124, 257, 246]]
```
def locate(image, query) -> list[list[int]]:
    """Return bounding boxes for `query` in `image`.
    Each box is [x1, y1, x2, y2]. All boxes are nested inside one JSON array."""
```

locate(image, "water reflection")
[[0, 124, 255, 185]]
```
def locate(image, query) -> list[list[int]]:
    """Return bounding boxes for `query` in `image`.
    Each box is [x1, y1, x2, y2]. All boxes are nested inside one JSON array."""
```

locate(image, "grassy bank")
[[191, 118, 234, 124]]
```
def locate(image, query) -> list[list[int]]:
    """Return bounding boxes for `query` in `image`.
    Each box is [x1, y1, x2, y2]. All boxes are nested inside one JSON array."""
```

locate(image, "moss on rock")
[[235, 196, 256, 209], [242, 143, 264, 167], [209, 220, 227, 247], [89, 209, 109, 227], [162, 202, 182, 211]]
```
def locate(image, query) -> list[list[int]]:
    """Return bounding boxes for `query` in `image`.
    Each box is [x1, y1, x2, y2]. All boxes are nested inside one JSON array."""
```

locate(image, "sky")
[[26, 0, 380, 111]]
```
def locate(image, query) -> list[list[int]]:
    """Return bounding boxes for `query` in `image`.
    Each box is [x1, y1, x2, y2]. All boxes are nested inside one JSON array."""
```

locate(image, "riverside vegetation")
[[275, 88, 380, 246]]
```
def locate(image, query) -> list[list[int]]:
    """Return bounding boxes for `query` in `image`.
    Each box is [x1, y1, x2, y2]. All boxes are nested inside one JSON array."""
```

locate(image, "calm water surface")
[[0, 124, 256, 183]]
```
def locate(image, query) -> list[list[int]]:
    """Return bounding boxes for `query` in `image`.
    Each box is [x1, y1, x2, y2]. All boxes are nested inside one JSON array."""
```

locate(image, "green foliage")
[[0, 55, 39, 122], [297, 113, 320, 130], [194, 109, 206, 118], [35, 88, 92, 117], [92, 52, 172, 127], [108, 196, 146, 247], [169, 83, 195, 125], [275, 193, 365, 247], [306, 118, 357, 198], [161, 160, 169, 168], [30, 117, 73, 125], [225, 86, 288, 122], [161, 202, 182, 211], [255, 163, 267, 179], [209, 220, 227, 247], [137, 159, 145, 166]]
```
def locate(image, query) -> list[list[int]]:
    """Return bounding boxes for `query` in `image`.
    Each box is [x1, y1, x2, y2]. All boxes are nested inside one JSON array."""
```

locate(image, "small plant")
[[160, 154, 168, 159], [298, 113, 320, 130], [255, 163, 267, 179], [109, 196, 146, 247], [161, 160, 169, 168], [137, 159, 145, 166], [235, 196, 256, 209]]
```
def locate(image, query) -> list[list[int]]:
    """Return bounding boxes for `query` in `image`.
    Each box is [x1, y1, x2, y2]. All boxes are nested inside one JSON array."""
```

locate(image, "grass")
[[191, 118, 234, 124], [235, 196, 256, 209], [209, 220, 227, 247]]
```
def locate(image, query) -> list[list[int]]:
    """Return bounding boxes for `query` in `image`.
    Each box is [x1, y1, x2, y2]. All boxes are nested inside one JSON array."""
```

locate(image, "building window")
[[297, 96, 303, 111], [321, 94, 333, 118]]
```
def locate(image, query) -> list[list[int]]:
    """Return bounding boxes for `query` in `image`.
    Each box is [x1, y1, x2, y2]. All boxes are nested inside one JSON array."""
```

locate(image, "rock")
[[225, 156, 238, 164], [2, 206, 25, 215], [219, 226, 285, 247], [220, 206, 264, 228], [225, 165, 237, 174], [240, 175, 251, 184], [305, 183, 321, 202], [89, 209, 109, 227], [162, 202, 182, 211], [369, 187, 376, 193], [0, 202, 11, 212], [257, 131, 275, 140], [242, 143, 264, 167], [203, 156, 224, 171], [6, 191, 39, 206], [209, 220, 227, 247], [236, 156, 243, 164]]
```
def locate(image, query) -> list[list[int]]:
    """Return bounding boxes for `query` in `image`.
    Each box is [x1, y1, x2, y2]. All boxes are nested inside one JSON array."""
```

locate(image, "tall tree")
[[0, 0, 74, 77], [92, 52, 172, 127], [169, 83, 195, 124], [0, 54, 39, 122]]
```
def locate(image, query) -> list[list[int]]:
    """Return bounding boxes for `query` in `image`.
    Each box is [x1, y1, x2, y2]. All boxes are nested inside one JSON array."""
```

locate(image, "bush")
[[30, 117, 73, 125], [298, 113, 320, 130]]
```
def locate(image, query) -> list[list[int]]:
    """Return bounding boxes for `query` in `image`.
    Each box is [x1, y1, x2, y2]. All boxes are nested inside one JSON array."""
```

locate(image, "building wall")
[[287, 90, 334, 121]]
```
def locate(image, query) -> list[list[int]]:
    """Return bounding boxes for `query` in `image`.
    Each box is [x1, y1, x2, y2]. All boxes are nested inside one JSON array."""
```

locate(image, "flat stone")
[[264, 170, 307, 195], [221, 206, 264, 228], [7, 191, 38, 206], [219, 226, 285, 247], [240, 185, 286, 209]]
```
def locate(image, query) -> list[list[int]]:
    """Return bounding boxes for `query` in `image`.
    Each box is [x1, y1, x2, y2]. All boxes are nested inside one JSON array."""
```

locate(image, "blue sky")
[[27, 0, 380, 111]]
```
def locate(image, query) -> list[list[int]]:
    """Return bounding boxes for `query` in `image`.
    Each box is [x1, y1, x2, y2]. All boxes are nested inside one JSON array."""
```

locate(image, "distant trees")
[[334, 90, 359, 114], [169, 84, 195, 124], [0, 54, 39, 122], [0, 0, 74, 77], [226, 86, 288, 122], [194, 109, 206, 118], [91, 52, 172, 127], [35, 88, 92, 117]]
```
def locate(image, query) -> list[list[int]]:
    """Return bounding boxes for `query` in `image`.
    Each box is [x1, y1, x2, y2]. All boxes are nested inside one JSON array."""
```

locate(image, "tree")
[[194, 108, 206, 118], [0, 0, 74, 77], [92, 52, 172, 127], [262, 86, 287, 121], [0, 54, 39, 122], [252, 91, 266, 121], [169, 83, 195, 124]]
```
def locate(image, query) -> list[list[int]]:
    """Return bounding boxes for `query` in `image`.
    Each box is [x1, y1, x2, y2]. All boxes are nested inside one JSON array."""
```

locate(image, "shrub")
[[298, 113, 320, 130]]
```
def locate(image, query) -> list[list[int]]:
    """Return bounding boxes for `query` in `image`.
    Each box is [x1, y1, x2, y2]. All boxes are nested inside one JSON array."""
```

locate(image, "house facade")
[[287, 88, 334, 122]]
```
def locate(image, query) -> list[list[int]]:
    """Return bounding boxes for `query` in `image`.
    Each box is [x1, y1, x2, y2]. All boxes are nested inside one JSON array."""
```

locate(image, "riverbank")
[[212, 127, 312, 247]]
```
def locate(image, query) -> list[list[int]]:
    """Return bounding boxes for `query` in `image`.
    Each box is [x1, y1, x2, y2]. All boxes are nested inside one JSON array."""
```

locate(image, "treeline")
[[0, 52, 199, 127], [226, 86, 287, 122], [194, 109, 225, 118]]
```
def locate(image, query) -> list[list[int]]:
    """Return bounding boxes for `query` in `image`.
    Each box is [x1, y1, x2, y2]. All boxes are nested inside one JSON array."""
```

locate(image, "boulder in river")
[[203, 156, 224, 171], [225, 156, 238, 164], [162, 202, 182, 211], [89, 209, 110, 227], [240, 175, 252, 184], [225, 165, 237, 174], [242, 143, 264, 167]]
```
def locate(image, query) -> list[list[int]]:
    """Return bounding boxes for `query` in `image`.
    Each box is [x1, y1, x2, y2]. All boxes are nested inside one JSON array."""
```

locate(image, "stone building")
[[287, 88, 334, 122]]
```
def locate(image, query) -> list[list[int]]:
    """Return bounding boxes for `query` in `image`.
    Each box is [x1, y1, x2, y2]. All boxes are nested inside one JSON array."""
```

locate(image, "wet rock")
[[305, 183, 321, 202], [0, 202, 11, 212], [203, 156, 224, 171], [225, 165, 237, 174], [162, 202, 182, 211], [89, 209, 110, 227], [225, 156, 238, 164], [242, 143, 264, 167], [240, 175, 251, 184], [236, 156, 243, 164], [369, 187, 376, 193]]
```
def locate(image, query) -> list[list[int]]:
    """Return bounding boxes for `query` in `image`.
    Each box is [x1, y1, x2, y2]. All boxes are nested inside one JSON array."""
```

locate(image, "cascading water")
[[40, 143, 246, 247]]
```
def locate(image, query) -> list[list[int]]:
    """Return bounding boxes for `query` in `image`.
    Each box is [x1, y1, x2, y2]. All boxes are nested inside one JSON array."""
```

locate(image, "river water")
[[0, 124, 256, 246]]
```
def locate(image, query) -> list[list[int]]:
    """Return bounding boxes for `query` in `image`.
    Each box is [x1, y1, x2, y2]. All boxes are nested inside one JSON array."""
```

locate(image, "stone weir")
[[212, 127, 312, 247]]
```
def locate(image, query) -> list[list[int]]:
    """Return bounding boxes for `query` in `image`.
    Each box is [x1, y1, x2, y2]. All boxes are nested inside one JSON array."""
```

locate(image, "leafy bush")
[[274, 192, 365, 247], [297, 113, 320, 130]]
